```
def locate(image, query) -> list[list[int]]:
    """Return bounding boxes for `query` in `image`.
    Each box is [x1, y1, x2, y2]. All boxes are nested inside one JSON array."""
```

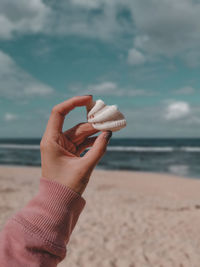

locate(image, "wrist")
[[41, 168, 91, 196]]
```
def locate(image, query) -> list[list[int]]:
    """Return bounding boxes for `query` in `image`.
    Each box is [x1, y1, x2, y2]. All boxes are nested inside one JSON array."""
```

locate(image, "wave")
[[1, 144, 200, 152], [107, 146, 174, 152], [0, 144, 40, 150], [108, 146, 200, 152], [180, 147, 200, 152], [0, 144, 173, 152]]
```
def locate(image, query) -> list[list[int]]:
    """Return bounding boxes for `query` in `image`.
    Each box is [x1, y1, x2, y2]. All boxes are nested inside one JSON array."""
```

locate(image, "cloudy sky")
[[0, 0, 200, 138]]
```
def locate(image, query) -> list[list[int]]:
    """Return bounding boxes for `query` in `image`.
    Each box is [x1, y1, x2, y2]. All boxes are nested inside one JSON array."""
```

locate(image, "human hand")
[[40, 95, 112, 195]]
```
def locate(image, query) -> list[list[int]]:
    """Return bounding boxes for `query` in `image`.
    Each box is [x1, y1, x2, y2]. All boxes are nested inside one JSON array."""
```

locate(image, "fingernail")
[[104, 131, 112, 141], [83, 94, 93, 97]]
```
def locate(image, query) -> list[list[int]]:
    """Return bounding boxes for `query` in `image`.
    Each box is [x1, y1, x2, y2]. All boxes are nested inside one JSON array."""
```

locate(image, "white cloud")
[[174, 86, 195, 95], [0, 0, 132, 41], [121, 102, 200, 137], [184, 106, 200, 126], [0, 0, 124, 42], [165, 101, 190, 120], [68, 81, 117, 95], [0, 0, 50, 39], [89, 81, 117, 93], [48, 0, 126, 41], [127, 48, 146, 65], [4, 113, 18, 122], [69, 81, 155, 97], [55, 0, 200, 66], [1, 0, 200, 66], [23, 85, 54, 96], [70, 0, 102, 9], [0, 50, 54, 99], [130, 0, 200, 66], [187, 116, 200, 125]]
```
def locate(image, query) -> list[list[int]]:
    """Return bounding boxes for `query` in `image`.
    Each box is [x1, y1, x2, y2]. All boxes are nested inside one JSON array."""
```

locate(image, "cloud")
[[89, 82, 117, 93], [4, 113, 18, 122], [0, 0, 50, 39], [1, 0, 200, 67], [87, 82, 155, 96], [70, 0, 102, 9], [174, 86, 195, 95], [0, 0, 127, 41], [187, 116, 200, 125], [0, 0, 131, 43], [47, 0, 129, 41], [68, 81, 117, 95], [183, 106, 200, 126], [49, 0, 200, 66], [121, 101, 200, 137], [69, 81, 155, 97], [0, 50, 54, 99], [165, 101, 190, 120], [183, 50, 200, 68], [127, 48, 146, 65], [130, 0, 200, 66]]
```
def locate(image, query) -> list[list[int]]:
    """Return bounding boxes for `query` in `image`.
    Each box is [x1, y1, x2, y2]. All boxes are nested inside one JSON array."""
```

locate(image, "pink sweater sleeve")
[[0, 177, 86, 267]]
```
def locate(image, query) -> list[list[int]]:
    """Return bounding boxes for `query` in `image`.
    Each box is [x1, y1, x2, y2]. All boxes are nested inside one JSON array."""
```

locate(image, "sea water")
[[0, 138, 200, 179]]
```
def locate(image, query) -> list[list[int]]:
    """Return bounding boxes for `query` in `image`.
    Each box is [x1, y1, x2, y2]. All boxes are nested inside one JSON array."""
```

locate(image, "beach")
[[1, 166, 200, 266]]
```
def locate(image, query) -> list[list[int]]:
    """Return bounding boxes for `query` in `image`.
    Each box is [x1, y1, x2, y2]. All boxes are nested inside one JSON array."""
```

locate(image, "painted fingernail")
[[104, 131, 112, 141]]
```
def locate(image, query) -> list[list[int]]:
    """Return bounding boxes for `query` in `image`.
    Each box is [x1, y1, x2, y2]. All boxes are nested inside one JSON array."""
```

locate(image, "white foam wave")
[[1, 144, 200, 153], [168, 164, 189, 176], [107, 146, 174, 152], [0, 144, 40, 150], [181, 147, 200, 152]]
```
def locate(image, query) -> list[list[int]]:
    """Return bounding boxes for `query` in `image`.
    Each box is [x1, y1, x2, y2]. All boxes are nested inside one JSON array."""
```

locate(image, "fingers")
[[76, 136, 97, 156], [45, 95, 93, 137], [64, 122, 99, 146], [62, 135, 77, 154], [82, 131, 112, 168]]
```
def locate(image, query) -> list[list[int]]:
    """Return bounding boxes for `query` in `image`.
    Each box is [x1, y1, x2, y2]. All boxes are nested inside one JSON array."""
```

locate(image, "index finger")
[[45, 95, 92, 136]]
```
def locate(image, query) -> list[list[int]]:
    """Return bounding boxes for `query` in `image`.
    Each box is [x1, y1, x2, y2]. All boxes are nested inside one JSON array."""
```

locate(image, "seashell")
[[86, 99, 127, 132], [87, 99, 106, 118]]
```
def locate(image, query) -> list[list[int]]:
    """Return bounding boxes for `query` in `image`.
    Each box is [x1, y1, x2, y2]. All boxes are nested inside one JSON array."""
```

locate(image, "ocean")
[[0, 138, 200, 179]]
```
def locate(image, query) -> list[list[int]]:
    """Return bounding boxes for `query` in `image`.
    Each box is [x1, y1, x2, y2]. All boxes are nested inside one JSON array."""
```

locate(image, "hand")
[[40, 95, 112, 195]]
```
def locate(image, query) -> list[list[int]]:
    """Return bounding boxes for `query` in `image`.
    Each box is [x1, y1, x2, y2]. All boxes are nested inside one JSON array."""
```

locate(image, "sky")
[[0, 0, 200, 138]]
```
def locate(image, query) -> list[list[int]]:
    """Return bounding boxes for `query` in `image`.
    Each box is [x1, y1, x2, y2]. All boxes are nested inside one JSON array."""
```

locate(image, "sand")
[[1, 166, 200, 266]]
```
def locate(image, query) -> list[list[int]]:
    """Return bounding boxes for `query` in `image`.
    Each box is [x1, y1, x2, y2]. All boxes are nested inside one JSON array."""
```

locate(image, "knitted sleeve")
[[0, 177, 86, 267]]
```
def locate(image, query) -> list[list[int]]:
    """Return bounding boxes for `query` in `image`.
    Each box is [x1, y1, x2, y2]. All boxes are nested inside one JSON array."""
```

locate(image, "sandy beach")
[[1, 166, 200, 266]]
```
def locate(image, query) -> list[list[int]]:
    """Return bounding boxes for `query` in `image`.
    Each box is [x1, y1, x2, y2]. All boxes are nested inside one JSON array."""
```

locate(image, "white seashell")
[[92, 119, 127, 132], [87, 99, 106, 118], [86, 99, 127, 132]]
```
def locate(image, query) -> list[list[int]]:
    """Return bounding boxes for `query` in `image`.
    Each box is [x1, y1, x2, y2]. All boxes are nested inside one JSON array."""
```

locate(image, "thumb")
[[83, 131, 112, 168]]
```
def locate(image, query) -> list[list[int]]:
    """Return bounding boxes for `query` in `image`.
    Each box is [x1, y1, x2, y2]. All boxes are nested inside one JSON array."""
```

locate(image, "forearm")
[[0, 177, 86, 267]]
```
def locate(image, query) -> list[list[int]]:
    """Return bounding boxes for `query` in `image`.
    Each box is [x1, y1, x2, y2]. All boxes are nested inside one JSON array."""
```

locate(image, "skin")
[[40, 95, 112, 196]]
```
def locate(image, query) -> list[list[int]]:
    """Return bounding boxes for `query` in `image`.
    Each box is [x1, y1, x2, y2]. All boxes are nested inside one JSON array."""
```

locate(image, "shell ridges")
[[86, 99, 127, 132]]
